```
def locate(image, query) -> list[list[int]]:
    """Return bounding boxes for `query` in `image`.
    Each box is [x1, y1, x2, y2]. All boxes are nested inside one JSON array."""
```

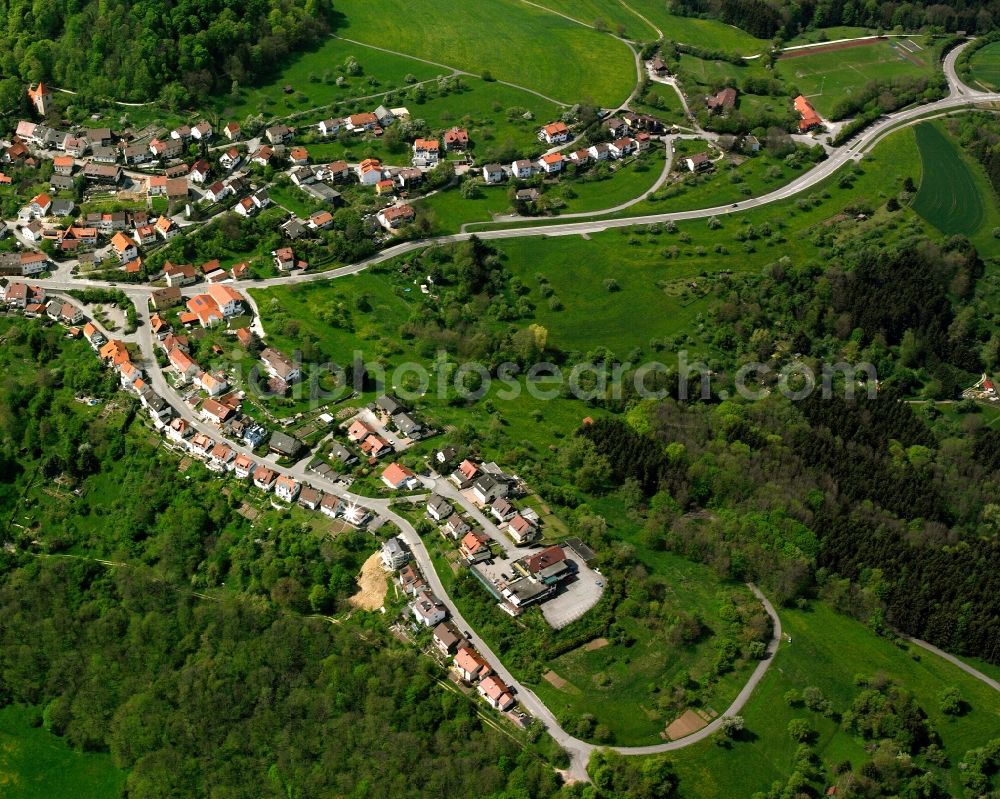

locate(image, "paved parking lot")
[[473, 555, 517, 593], [541, 558, 605, 629]]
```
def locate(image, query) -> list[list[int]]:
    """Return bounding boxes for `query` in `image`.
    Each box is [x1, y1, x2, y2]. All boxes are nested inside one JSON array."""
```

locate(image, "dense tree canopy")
[[0, 0, 335, 103], [674, 0, 1000, 40]]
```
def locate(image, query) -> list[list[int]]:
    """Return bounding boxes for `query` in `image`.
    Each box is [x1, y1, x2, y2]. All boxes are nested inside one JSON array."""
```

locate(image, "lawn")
[[626, 2, 768, 53], [477, 121, 923, 233], [295, 78, 562, 166], [215, 37, 444, 121], [666, 602, 1000, 798], [778, 37, 939, 117], [784, 26, 879, 46], [675, 52, 791, 121], [493, 233, 719, 356], [969, 40, 1000, 91], [528, 0, 659, 40], [331, 0, 636, 107], [531, 554, 761, 744], [268, 182, 324, 219], [248, 272, 414, 368], [418, 147, 667, 233], [0, 704, 125, 799], [912, 121, 987, 237], [616, 146, 812, 215]]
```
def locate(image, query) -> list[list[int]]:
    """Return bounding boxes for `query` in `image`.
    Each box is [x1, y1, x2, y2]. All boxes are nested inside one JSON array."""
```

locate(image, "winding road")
[[17, 38, 1000, 785]]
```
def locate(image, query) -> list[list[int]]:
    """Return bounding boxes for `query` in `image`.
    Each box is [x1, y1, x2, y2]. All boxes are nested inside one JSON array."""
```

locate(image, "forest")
[[0, 316, 686, 797], [579, 387, 1000, 664], [673, 0, 1000, 40], [0, 0, 335, 104]]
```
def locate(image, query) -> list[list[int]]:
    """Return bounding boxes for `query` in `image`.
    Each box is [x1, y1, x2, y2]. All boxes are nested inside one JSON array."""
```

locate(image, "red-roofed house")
[[382, 463, 418, 490], [794, 95, 822, 132], [206, 284, 245, 317], [454, 648, 491, 682], [538, 121, 569, 144], [538, 153, 563, 174], [443, 127, 469, 150], [186, 294, 224, 327], [478, 675, 516, 711]]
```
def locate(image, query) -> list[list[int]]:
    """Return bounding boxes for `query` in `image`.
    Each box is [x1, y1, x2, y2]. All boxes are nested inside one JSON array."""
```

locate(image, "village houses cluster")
[[380, 535, 518, 713]]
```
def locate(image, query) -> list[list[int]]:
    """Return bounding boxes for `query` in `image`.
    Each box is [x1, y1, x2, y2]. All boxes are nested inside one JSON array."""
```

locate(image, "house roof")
[[522, 545, 565, 575], [253, 465, 277, 483], [542, 121, 568, 135], [207, 283, 244, 306], [454, 647, 490, 675], [479, 674, 513, 704], [382, 463, 415, 486], [541, 153, 563, 165], [433, 622, 462, 649], [381, 204, 415, 222], [202, 398, 232, 420]]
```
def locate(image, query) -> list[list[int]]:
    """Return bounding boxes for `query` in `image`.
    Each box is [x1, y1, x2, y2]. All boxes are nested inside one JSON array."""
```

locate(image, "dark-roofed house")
[[427, 494, 453, 522], [706, 87, 737, 113], [269, 430, 303, 459], [433, 621, 465, 655]]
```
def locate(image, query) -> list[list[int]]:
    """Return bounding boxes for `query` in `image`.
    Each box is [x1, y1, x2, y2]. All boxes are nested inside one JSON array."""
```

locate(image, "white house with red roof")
[[478, 675, 516, 711], [538, 153, 563, 174], [274, 475, 301, 502], [453, 647, 492, 682], [381, 463, 418, 490], [538, 121, 569, 144]]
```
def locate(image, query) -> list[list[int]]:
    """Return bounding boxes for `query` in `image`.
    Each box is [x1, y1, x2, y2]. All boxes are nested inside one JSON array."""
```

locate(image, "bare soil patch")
[[544, 670, 573, 691], [348, 552, 388, 611], [583, 637, 610, 651], [665, 708, 709, 740], [779, 36, 880, 59]]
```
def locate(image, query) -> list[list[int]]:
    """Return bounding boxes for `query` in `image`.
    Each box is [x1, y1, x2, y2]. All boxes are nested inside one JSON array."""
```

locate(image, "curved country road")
[[19, 38, 996, 785], [902, 636, 1000, 693]]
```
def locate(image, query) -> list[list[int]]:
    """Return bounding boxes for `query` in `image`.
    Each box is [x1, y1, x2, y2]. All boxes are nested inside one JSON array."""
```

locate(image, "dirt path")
[[348, 552, 388, 611]]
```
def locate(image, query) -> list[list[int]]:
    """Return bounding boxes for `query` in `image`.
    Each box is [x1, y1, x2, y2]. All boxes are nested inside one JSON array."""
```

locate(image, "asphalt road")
[[19, 39, 997, 782]]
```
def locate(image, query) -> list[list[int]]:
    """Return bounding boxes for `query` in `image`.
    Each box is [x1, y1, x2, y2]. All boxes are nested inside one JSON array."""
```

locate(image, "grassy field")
[[0, 705, 125, 799], [675, 53, 791, 122], [912, 121, 987, 236], [785, 26, 878, 46], [530, 0, 658, 40], [295, 78, 562, 165], [252, 127, 934, 368], [780, 37, 939, 117], [666, 602, 1000, 798], [531, 554, 760, 744], [494, 233, 717, 355], [626, 2, 767, 52], [331, 0, 636, 106], [248, 272, 413, 367], [417, 147, 666, 232], [215, 37, 444, 121], [969, 40, 1000, 91]]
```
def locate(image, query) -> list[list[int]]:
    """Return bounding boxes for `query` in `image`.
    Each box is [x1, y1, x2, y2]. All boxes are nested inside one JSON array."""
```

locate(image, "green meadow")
[[667, 602, 1000, 798], [780, 37, 940, 117], [912, 121, 989, 237], [969, 40, 1000, 90], [332, 0, 636, 106], [295, 77, 562, 166], [626, 2, 768, 53], [529, 0, 659, 40], [216, 37, 444, 121], [0, 705, 125, 799], [530, 555, 760, 744], [417, 147, 667, 232]]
